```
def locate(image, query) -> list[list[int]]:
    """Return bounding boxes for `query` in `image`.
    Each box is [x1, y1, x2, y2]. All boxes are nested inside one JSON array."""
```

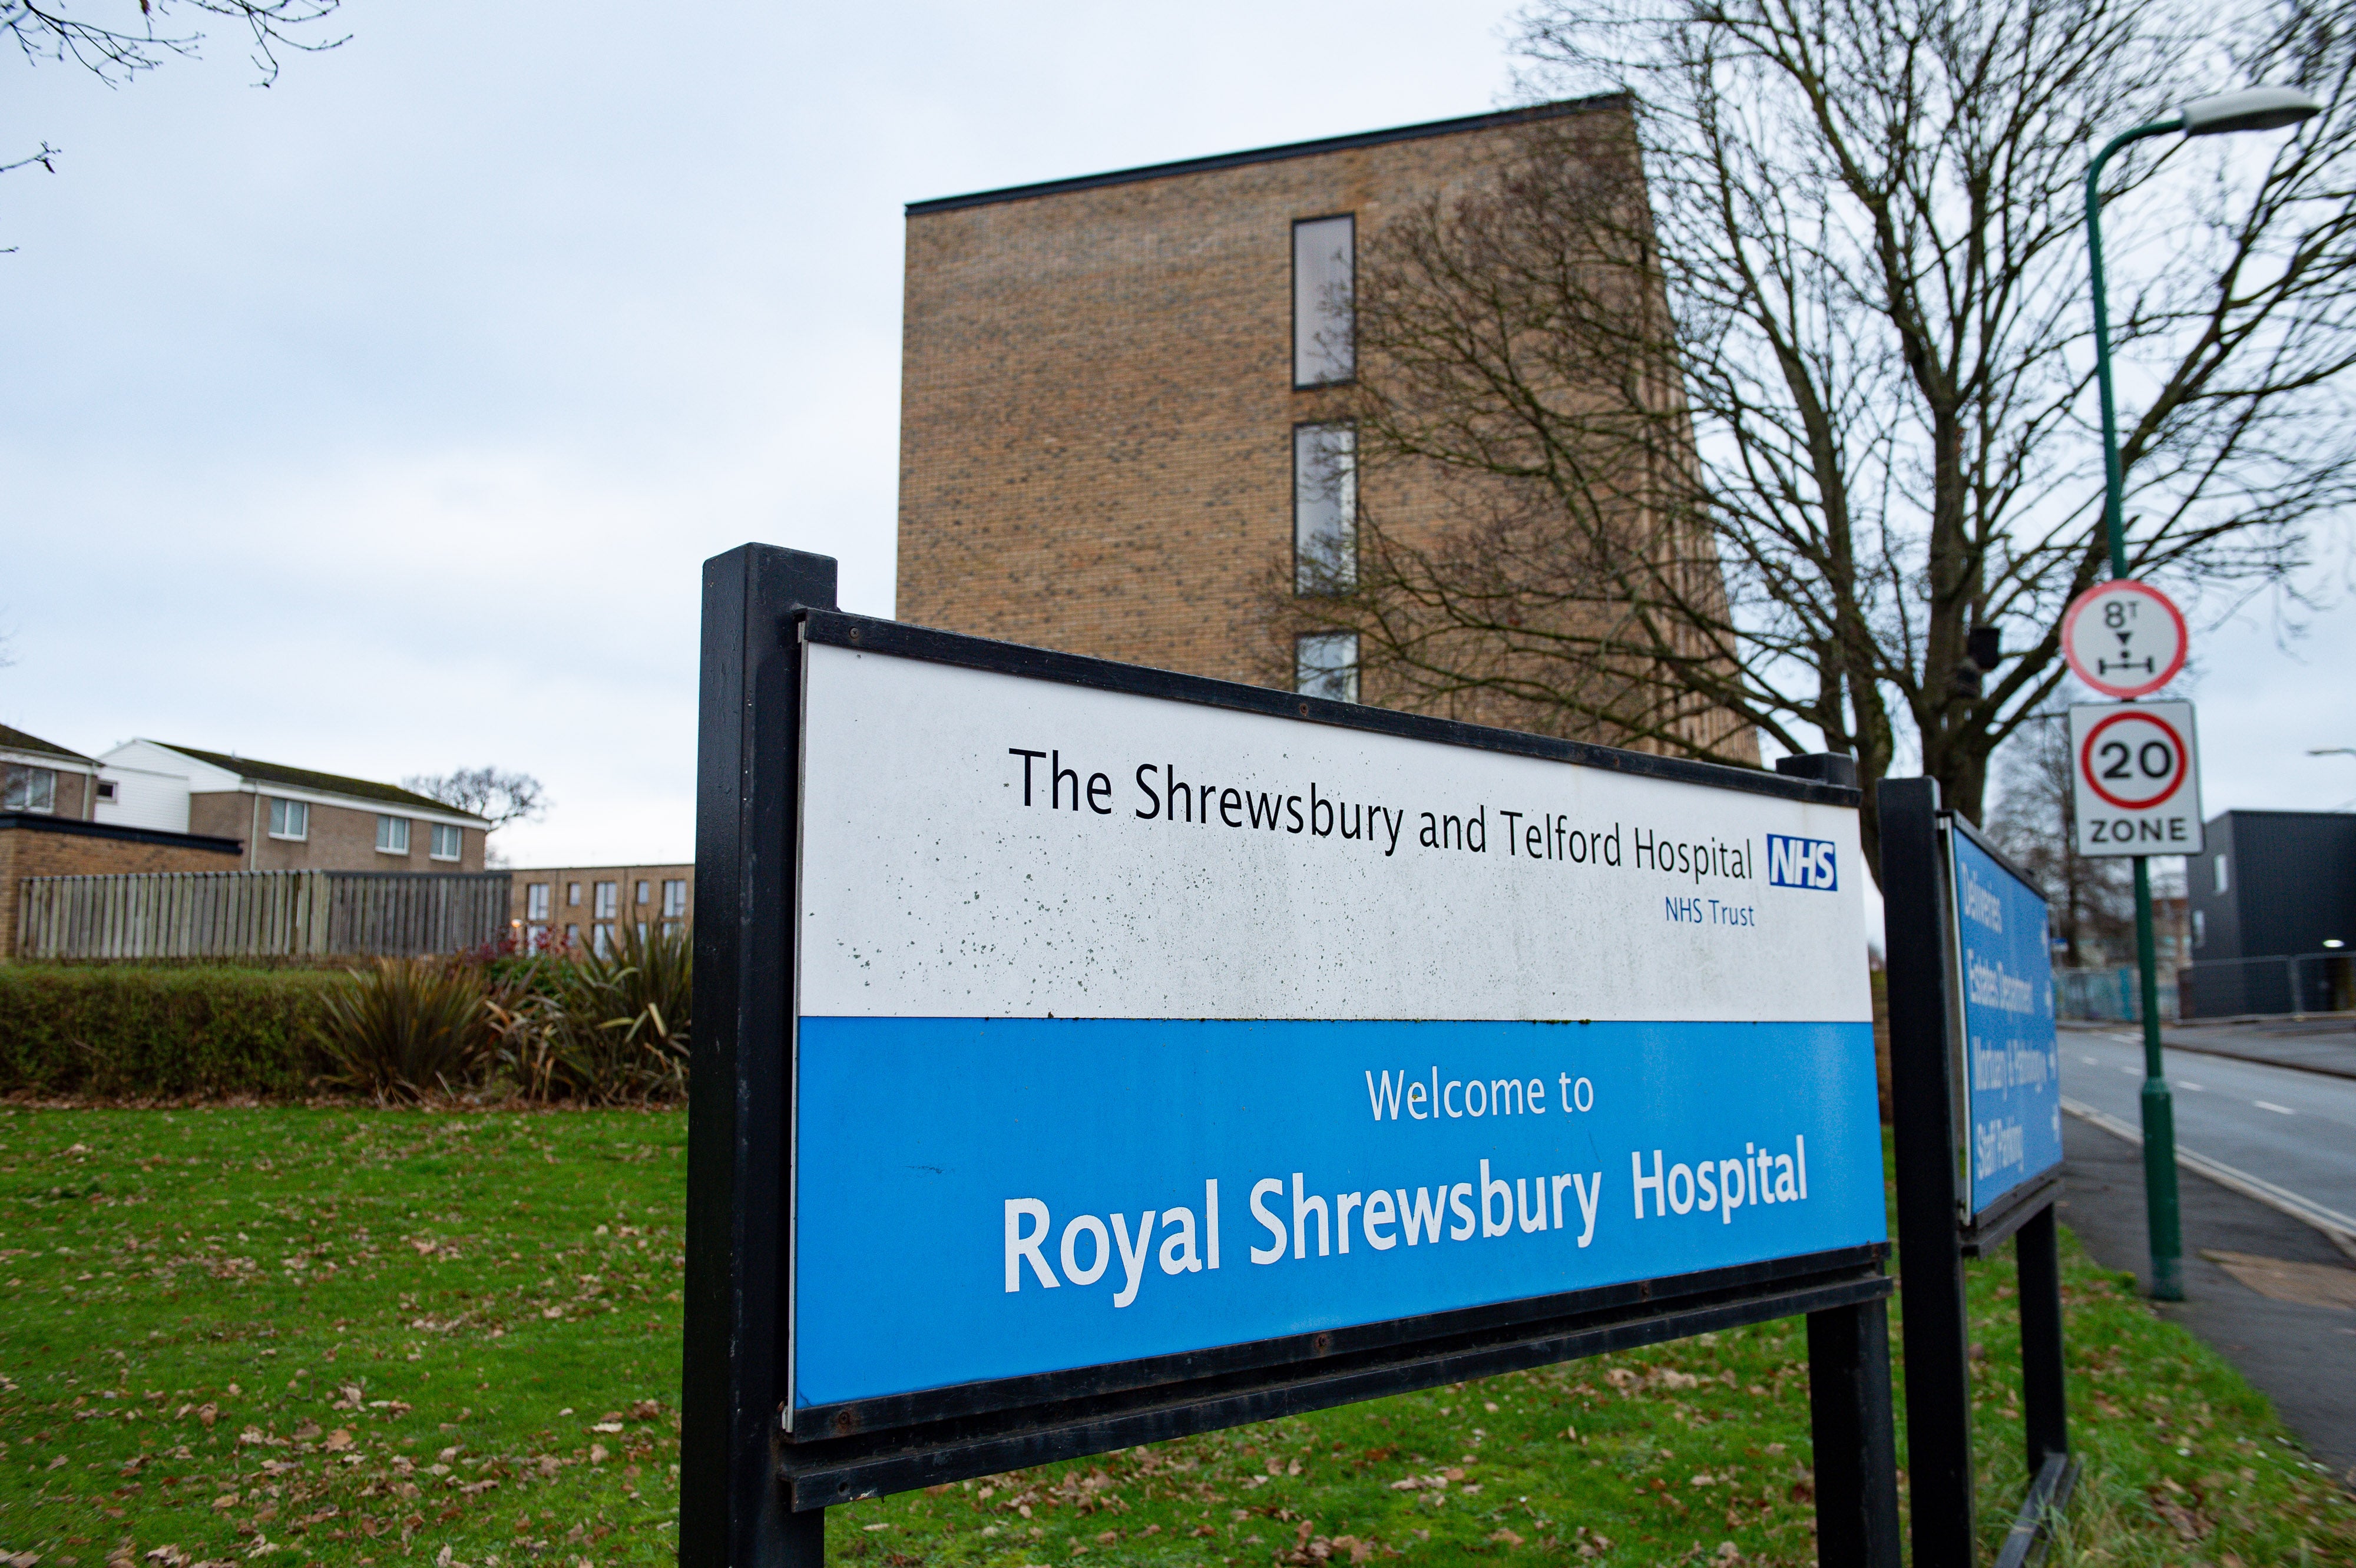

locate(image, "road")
[[2059, 1028, 2356, 1228]]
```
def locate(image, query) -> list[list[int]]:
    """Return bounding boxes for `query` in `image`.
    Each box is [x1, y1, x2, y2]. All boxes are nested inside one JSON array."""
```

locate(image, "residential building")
[[509, 864, 691, 955], [2, 721, 249, 956], [896, 98, 1754, 758], [1, 723, 103, 820], [94, 741, 492, 874]]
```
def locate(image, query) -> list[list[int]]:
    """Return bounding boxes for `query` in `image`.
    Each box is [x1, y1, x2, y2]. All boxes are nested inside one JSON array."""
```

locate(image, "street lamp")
[[2084, 83, 2321, 1302]]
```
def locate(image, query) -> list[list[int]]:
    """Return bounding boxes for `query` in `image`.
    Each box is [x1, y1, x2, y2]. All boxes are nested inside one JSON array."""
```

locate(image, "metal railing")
[[16, 869, 512, 960], [2178, 952, 2356, 1019], [2053, 966, 2180, 1024]]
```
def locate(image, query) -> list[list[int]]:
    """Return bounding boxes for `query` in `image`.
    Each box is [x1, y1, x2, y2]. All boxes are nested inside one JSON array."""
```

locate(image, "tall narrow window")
[[1295, 632, 1359, 703], [1292, 214, 1355, 386], [1294, 422, 1356, 592], [2212, 855, 2229, 895], [635, 879, 651, 906], [376, 815, 411, 855], [594, 882, 618, 919], [663, 879, 687, 918], [527, 883, 551, 921]]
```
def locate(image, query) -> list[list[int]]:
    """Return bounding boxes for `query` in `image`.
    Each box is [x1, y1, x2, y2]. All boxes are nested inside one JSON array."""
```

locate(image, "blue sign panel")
[[1948, 829, 2062, 1218], [793, 1017, 1883, 1410]]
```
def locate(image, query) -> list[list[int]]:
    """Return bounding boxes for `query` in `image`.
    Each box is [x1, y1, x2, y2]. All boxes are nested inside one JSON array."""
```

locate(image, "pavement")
[[2052, 1033, 2356, 1484]]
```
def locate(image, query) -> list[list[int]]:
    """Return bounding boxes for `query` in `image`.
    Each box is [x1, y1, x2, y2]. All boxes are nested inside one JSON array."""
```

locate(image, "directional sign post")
[[2059, 578, 2191, 1299], [684, 544, 1905, 1567]]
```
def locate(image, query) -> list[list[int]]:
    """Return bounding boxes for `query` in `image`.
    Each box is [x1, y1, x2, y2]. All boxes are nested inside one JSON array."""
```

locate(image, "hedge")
[[0, 965, 346, 1097]]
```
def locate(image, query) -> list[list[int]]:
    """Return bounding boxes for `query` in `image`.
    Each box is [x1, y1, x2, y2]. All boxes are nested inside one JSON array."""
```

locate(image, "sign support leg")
[[2131, 855, 2184, 1299], [681, 544, 839, 1568], [1877, 777, 1977, 1564], [2015, 1203, 2069, 1471], [1805, 1298, 1902, 1567]]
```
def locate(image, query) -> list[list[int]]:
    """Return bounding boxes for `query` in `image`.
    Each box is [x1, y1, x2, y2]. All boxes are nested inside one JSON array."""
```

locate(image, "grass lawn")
[[2, 1107, 2350, 1568]]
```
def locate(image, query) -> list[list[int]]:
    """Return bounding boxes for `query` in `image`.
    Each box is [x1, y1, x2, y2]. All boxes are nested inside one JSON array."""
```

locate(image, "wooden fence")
[[15, 870, 514, 961]]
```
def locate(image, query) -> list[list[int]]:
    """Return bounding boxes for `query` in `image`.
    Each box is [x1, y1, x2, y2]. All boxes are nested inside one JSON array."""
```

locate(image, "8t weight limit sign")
[[2069, 702, 2204, 856]]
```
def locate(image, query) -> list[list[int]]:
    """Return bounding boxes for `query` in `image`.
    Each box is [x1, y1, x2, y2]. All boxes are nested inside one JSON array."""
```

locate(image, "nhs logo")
[[1766, 834, 1838, 891]]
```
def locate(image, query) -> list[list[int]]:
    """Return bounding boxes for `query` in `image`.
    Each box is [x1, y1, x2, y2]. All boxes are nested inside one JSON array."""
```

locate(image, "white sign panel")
[[2061, 580, 2188, 699], [797, 643, 1871, 1024], [2069, 701, 2203, 857]]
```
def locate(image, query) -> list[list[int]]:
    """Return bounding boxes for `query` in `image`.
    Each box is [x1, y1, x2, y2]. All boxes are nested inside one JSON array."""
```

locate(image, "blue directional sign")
[[1948, 827, 2062, 1218]]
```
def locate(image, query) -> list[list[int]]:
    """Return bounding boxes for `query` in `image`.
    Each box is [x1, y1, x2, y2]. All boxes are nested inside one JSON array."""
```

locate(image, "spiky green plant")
[[310, 957, 492, 1101]]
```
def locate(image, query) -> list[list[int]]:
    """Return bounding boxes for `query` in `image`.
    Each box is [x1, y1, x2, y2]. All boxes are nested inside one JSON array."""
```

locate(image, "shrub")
[[485, 924, 690, 1103], [312, 959, 494, 1103], [0, 965, 344, 1097]]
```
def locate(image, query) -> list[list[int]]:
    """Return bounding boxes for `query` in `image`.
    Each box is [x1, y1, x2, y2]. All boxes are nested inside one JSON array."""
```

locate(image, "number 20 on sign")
[[2068, 701, 2203, 857]]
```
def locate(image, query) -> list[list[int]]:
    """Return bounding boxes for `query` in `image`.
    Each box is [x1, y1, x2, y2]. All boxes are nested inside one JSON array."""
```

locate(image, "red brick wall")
[[897, 105, 1758, 763], [0, 823, 241, 957]]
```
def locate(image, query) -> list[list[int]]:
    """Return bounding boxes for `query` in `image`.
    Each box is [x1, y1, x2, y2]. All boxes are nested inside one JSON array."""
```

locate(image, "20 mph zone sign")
[[2069, 701, 2204, 857], [787, 636, 1885, 1421]]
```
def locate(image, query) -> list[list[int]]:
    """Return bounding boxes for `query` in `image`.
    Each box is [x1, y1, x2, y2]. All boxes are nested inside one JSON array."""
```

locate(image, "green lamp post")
[[2084, 83, 2321, 1302]]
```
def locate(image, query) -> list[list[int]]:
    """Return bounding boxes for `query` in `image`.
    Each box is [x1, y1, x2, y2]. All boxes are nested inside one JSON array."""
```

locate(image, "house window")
[[2212, 854, 2229, 895], [1293, 422, 1357, 592], [267, 798, 309, 840], [594, 882, 618, 919], [593, 923, 614, 958], [565, 923, 579, 948], [636, 921, 649, 942], [429, 823, 461, 860], [527, 922, 548, 951], [1292, 214, 1355, 388], [2, 765, 57, 813], [94, 779, 118, 803], [567, 882, 581, 907], [2190, 909, 2206, 948], [527, 883, 551, 921], [376, 815, 411, 855], [1296, 632, 1359, 703], [635, 880, 651, 906], [663, 879, 687, 918]]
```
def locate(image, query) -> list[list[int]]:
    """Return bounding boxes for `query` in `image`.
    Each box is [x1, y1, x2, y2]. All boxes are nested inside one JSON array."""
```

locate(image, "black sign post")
[[1881, 778, 2076, 1567], [684, 543, 1903, 1567]]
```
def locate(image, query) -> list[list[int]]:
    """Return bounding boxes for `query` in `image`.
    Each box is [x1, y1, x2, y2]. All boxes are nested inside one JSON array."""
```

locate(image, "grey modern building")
[[2183, 809, 2356, 1015]]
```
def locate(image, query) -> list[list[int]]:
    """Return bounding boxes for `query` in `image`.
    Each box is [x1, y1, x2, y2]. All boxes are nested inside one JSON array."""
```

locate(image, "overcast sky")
[[2, 0, 2350, 878]]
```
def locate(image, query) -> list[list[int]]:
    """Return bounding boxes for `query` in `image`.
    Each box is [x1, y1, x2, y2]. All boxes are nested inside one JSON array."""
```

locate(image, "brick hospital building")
[[895, 97, 1754, 760]]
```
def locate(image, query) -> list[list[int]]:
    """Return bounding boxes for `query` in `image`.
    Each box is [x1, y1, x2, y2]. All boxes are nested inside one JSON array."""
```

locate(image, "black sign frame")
[[1881, 779, 2076, 1568], [681, 544, 1904, 1567]]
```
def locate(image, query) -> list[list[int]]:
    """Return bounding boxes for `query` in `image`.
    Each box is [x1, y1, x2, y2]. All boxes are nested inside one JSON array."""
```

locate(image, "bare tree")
[[403, 767, 549, 835], [1986, 713, 2135, 965], [1280, 0, 2356, 882], [6, 0, 346, 178]]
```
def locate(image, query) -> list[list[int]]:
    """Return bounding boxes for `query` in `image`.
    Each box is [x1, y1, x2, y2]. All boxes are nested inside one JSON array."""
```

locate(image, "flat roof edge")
[[906, 94, 1630, 217]]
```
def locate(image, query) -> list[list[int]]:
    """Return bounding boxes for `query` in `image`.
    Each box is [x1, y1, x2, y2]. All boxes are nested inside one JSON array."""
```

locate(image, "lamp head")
[[2178, 85, 2323, 136]]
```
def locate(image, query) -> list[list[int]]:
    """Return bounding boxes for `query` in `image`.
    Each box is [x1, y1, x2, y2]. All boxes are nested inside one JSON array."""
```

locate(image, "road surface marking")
[[2083, 1056, 2100, 1065], [2254, 1101, 2294, 1116], [2181, 1081, 2205, 1091]]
